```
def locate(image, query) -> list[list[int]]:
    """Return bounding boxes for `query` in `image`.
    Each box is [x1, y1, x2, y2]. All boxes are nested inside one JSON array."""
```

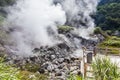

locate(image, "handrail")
[[95, 47, 120, 56]]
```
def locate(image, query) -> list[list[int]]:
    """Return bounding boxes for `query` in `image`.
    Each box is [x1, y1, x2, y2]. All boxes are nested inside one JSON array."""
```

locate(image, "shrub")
[[92, 57, 120, 80], [0, 57, 22, 80], [106, 30, 112, 35], [0, 57, 48, 80], [58, 26, 74, 33], [99, 36, 120, 48], [20, 71, 48, 80], [94, 27, 110, 38], [67, 74, 82, 80], [20, 63, 40, 72], [94, 27, 101, 34]]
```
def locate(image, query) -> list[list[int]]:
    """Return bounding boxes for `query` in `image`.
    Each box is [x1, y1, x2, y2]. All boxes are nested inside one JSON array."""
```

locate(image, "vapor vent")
[[4, 0, 99, 56]]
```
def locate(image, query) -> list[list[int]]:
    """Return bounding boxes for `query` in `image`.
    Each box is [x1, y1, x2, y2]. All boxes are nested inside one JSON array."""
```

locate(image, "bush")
[[106, 30, 112, 35], [0, 57, 22, 80], [20, 63, 40, 72], [67, 74, 82, 80], [94, 27, 101, 34], [94, 27, 110, 38], [92, 57, 120, 80], [99, 36, 120, 48], [0, 57, 48, 80], [58, 26, 74, 33], [20, 71, 48, 80]]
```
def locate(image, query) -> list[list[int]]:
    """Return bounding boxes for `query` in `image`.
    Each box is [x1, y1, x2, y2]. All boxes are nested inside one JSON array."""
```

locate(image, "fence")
[[96, 47, 120, 56]]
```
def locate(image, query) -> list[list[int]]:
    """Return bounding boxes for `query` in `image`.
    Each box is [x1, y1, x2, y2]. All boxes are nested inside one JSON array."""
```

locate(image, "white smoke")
[[5, 0, 99, 56], [6, 0, 66, 56], [60, 0, 99, 39]]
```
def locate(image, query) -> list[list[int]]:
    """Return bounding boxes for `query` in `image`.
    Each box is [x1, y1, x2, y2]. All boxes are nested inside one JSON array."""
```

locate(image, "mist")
[[5, 0, 99, 56], [61, 0, 99, 38]]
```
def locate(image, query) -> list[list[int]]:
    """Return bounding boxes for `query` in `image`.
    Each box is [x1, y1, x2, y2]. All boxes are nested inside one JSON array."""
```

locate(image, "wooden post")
[[84, 63, 87, 78], [105, 47, 108, 56], [82, 47, 86, 78], [118, 48, 120, 56]]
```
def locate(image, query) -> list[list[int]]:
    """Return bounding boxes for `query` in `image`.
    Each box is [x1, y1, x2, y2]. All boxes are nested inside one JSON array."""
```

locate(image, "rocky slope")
[[0, 26, 99, 79]]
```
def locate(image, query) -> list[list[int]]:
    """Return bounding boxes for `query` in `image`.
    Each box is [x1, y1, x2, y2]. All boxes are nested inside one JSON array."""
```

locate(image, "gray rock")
[[55, 72, 62, 76], [47, 64, 54, 72], [39, 68, 45, 74], [51, 55, 56, 60], [58, 58, 64, 63]]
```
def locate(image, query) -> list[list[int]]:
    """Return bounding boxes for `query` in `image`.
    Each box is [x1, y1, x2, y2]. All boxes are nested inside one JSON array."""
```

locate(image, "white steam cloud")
[[60, 0, 99, 38], [6, 0, 66, 56], [5, 0, 99, 56]]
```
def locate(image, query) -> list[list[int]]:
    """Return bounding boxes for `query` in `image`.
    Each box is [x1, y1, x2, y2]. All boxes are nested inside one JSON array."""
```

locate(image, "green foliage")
[[20, 63, 40, 72], [98, 36, 120, 54], [96, 3, 120, 31], [67, 74, 82, 80], [94, 27, 101, 34], [20, 71, 48, 80], [94, 27, 110, 38], [0, 57, 48, 80], [106, 30, 112, 35], [99, 36, 120, 48], [92, 57, 120, 80], [101, 39, 120, 47], [58, 26, 74, 33], [0, 57, 22, 80]]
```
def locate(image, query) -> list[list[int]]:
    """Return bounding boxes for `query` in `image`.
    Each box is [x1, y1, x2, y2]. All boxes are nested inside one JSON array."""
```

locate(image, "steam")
[[60, 0, 99, 38], [6, 0, 66, 56], [5, 0, 99, 56]]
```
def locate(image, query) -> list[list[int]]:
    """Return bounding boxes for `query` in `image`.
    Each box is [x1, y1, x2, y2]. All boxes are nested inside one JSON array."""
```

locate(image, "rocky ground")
[[0, 26, 100, 80]]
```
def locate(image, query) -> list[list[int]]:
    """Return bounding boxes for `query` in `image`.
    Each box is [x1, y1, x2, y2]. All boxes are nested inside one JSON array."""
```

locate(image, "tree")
[[95, 3, 120, 31]]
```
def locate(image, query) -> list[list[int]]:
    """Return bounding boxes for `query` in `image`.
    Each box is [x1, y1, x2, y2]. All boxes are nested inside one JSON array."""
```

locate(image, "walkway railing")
[[83, 47, 120, 79], [96, 47, 120, 56]]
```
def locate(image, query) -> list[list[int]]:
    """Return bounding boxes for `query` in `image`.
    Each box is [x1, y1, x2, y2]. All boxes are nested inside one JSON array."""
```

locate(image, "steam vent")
[[1, 0, 120, 80]]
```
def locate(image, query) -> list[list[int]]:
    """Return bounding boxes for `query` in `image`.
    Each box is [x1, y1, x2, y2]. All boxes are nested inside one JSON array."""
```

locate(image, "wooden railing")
[[96, 47, 120, 56], [83, 47, 120, 79]]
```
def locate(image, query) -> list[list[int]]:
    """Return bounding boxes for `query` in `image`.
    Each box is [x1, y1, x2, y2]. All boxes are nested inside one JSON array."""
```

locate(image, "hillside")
[[96, 0, 120, 34]]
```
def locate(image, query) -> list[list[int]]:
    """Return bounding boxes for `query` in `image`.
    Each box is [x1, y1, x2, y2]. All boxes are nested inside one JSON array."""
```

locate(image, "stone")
[[64, 58, 70, 63], [53, 60, 59, 65], [39, 68, 45, 74], [47, 64, 54, 72], [30, 56, 37, 62], [55, 73, 62, 76], [51, 55, 56, 60], [54, 68, 59, 72], [3, 30, 98, 79], [58, 58, 64, 63]]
